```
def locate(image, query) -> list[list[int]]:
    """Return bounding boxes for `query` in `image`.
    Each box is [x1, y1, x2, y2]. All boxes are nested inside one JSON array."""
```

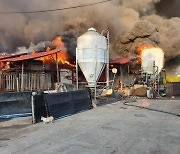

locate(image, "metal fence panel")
[[33, 94, 47, 123], [45, 90, 92, 119], [0, 92, 32, 119]]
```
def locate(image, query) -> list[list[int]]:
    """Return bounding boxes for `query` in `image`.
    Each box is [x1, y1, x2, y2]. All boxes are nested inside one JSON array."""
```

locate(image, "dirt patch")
[[0, 138, 10, 141], [0, 124, 31, 139], [133, 87, 147, 97], [0, 117, 33, 140], [0, 124, 30, 130]]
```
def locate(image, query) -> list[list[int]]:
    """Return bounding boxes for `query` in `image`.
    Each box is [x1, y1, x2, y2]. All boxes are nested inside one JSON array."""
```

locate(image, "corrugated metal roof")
[[110, 57, 130, 65], [1, 49, 60, 62], [0, 53, 27, 60]]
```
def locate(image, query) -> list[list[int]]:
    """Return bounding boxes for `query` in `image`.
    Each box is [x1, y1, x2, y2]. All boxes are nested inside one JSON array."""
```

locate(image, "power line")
[[0, 0, 111, 15]]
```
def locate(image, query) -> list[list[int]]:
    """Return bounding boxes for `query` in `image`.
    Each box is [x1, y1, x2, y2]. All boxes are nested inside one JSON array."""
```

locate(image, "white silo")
[[141, 48, 164, 74], [141, 47, 165, 97], [76, 27, 109, 89]]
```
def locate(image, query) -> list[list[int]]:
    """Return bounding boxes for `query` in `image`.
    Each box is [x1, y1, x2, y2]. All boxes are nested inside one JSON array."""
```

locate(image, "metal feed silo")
[[76, 27, 109, 88], [141, 48, 164, 74], [140, 47, 165, 98]]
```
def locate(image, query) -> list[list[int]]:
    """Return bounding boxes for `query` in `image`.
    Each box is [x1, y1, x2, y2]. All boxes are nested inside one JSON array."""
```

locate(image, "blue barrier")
[[0, 90, 92, 122], [0, 113, 32, 119], [0, 92, 32, 119]]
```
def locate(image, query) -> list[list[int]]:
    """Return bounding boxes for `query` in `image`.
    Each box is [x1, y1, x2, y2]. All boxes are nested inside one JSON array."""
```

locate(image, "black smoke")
[[58, 29, 78, 57], [155, 0, 180, 18]]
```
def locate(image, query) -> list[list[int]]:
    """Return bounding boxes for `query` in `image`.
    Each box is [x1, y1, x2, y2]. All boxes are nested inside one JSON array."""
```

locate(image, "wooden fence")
[[0, 71, 55, 92]]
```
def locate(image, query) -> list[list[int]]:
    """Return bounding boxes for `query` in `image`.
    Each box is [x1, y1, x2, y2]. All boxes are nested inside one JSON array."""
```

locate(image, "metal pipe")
[[76, 48, 79, 90], [5, 75, 7, 90], [31, 92, 37, 124], [33, 73, 35, 90], [28, 73, 31, 90], [30, 73, 32, 91], [101, 29, 110, 87], [94, 62, 97, 102], [93, 45, 98, 102], [11, 74, 12, 90], [111, 73, 116, 88], [8, 75, 10, 90], [8, 74, 11, 90], [94, 83, 97, 102], [56, 52, 60, 92], [10, 74, 12, 90], [120, 65, 123, 90], [16, 75, 19, 92], [21, 62, 24, 91], [13, 74, 15, 90]]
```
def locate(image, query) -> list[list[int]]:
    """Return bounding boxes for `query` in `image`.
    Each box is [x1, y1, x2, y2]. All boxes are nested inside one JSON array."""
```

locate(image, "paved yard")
[[0, 98, 180, 154]]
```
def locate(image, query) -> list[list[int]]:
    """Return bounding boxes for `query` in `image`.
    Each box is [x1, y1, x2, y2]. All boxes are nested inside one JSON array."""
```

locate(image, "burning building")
[[0, 37, 76, 92], [0, 0, 179, 97]]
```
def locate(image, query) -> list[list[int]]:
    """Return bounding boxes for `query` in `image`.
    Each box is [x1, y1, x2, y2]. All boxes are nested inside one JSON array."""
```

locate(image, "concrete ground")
[[0, 98, 180, 154]]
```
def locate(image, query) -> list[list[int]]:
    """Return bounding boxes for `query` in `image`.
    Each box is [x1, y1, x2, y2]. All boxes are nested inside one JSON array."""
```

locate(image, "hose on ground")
[[123, 99, 180, 117]]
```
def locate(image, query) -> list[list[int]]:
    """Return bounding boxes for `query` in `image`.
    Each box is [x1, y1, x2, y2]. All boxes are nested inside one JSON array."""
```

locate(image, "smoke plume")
[[0, 0, 179, 73]]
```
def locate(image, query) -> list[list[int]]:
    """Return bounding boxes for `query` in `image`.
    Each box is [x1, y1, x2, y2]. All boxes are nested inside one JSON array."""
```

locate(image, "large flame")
[[136, 44, 157, 64], [36, 36, 75, 67], [52, 36, 64, 49]]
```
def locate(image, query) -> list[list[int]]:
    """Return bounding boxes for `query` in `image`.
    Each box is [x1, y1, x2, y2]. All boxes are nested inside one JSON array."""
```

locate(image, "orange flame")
[[136, 44, 156, 64], [0, 62, 5, 69], [4, 62, 10, 69], [46, 46, 51, 52], [52, 36, 64, 49], [36, 52, 75, 67], [32, 50, 36, 54], [36, 36, 75, 67]]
